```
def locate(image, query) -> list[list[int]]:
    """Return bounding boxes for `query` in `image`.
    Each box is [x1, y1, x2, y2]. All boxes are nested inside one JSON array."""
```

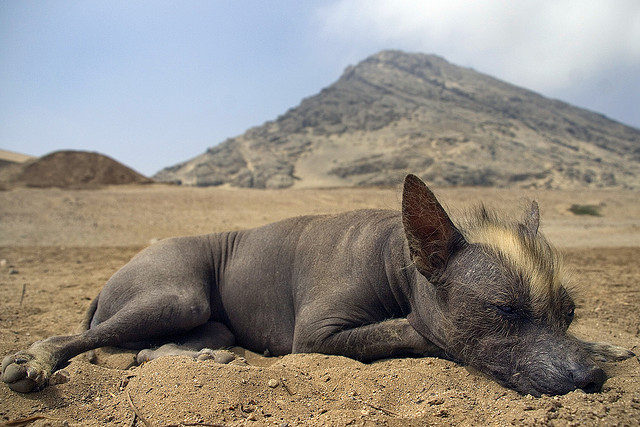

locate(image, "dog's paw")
[[1, 352, 52, 393], [582, 341, 635, 362], [196, 348, 236, 364], [136, 344, 236, 364]]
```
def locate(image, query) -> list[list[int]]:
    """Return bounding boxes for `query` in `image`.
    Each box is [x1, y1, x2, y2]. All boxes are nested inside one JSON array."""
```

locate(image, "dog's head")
[[401, 174, 610, 396]]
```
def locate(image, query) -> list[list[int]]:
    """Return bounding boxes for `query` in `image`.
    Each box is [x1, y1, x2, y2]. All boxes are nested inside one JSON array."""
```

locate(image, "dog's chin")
[[504, 372, 586, 397], [468, 364, 548, 397], [468, 365, 569, 397], [506, 375, 548, 397]]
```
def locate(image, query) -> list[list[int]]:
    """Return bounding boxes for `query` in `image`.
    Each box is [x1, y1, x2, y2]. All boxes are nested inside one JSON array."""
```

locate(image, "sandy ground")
[[0, 184, 638, 426]]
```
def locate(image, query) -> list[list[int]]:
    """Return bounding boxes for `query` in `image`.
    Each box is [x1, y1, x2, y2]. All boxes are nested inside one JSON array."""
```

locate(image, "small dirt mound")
[[5, 150, 153, 189]]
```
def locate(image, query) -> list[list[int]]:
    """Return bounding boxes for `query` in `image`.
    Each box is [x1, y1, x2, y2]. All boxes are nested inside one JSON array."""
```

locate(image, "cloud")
[[316, 0, 640, 92]]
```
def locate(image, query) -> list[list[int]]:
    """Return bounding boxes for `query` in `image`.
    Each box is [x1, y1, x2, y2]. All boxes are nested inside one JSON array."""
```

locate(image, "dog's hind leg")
[[0, 311, 209, 393], [2, 276, 217, 393]]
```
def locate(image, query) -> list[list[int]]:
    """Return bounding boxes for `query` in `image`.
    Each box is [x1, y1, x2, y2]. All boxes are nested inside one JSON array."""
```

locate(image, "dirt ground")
[[0, 184, 638, 426]]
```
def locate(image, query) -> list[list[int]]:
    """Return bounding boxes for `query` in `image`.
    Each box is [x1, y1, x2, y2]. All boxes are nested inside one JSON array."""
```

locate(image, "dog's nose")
[[571, 365, 606, 393]]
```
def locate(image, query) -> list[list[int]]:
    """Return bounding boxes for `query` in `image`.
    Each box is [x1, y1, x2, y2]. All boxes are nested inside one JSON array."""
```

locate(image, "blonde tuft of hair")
[[459, 205, 572, 313]]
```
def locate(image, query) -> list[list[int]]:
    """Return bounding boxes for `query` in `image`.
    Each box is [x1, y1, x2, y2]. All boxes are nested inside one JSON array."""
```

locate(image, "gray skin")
[[2, 175, 634, 396]]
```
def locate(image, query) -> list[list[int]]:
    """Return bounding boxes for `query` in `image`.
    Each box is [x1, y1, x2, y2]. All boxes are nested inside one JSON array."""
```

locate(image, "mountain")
[[154, 50, 640, 189], [0, 150, 152, 189]]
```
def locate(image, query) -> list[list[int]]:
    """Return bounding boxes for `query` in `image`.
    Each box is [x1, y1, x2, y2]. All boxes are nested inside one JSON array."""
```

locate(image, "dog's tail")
[[78, 292, 101, 332]]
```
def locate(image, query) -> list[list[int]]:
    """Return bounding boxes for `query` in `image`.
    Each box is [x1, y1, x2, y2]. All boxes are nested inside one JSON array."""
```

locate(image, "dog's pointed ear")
[[402, 174, 465, 279], [522, 201, 540, 236]]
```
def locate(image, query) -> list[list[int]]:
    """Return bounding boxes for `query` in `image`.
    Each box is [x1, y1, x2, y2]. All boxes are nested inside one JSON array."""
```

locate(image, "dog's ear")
[[522, 201, 540, 236], [402, 174, 465, 279]]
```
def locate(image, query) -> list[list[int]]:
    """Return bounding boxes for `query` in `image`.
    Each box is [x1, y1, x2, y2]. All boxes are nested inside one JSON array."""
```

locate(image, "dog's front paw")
[[195, 348, 236, 364], [582, 341, 636, 362], [136, 344, 236, 364], [2, 352, 52, 393]]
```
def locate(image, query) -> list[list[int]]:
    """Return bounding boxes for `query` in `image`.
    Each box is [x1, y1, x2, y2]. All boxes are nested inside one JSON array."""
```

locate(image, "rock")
[[50, 369, 71, 385], [268, 378, 279, 388]]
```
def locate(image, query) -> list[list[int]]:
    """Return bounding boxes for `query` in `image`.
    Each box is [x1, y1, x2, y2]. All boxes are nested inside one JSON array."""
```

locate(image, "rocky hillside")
[[154, 50, 640, 189]]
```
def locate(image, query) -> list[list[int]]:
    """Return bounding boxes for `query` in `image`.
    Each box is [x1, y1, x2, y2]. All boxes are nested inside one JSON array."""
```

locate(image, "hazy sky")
[[1, 0, 639, 176]]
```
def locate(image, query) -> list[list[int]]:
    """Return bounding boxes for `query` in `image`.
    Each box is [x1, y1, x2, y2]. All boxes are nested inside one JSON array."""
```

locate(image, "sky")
[[1, 0, 639, 177]]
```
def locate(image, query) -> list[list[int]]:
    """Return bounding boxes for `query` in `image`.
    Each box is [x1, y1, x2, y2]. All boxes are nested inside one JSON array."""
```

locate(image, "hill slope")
[[154, 50, 640, 189], [0, 149, 35, 166], [0, 150, 152, 189]]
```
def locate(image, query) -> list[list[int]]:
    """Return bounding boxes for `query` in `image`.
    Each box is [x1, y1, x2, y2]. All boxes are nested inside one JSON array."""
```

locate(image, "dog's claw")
[[26, 366, 40, 380]]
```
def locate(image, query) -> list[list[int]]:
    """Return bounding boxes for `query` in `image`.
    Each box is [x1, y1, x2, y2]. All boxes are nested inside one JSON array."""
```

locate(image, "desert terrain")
[[1, 184, 639, 426]]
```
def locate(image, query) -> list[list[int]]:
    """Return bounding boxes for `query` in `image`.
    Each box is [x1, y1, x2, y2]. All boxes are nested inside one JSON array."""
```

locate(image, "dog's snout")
[[571, 365, 606, 393]]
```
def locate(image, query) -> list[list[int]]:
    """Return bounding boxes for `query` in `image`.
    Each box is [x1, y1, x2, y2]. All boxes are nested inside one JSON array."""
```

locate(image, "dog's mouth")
[[438, 341, 607, 397], [506, 372, 550, 397], [504, 360, 607, 397], [407, 311, 609, 397], [472, 366, 572, 397]]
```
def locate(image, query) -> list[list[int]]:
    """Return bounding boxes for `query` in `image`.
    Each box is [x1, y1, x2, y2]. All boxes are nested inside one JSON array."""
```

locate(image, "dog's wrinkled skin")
[[2, 175, 634, 396]]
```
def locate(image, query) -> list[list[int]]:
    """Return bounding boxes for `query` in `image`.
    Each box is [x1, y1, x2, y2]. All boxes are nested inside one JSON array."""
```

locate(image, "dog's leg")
[[2, 292, 216, 393], [3, 237, 226, 393], [293, 318, 444, 361], [579, 339, 636, 362], [136, 320, 236, 364]]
